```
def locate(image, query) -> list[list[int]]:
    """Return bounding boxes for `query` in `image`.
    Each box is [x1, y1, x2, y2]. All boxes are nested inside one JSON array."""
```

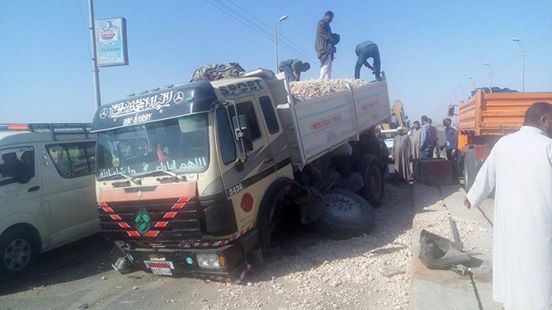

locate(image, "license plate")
[[144, 260, 174, 276]]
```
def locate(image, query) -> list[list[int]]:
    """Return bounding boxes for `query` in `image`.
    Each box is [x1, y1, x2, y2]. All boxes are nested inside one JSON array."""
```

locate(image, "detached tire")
[[0, 227, 40, 278], [316, 189, 375, 238], [358, 156, 384, 207]]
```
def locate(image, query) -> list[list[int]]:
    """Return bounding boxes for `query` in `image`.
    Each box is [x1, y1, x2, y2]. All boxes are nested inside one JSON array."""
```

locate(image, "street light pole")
[[274, 15, 288, 71], [512, 37, 525, 91], [483, 64, 493, 91], [87, 0, 101, 109]]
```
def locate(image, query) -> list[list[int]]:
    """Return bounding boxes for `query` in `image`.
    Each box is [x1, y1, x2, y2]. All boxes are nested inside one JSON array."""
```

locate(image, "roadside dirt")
[[0, 182, 414, 310]]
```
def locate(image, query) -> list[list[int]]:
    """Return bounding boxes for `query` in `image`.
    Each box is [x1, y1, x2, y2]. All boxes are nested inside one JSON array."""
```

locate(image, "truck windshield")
[[96, 113, 209, 179]]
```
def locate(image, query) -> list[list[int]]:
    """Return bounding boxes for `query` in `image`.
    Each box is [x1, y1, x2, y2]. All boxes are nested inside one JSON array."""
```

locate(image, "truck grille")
[[98, 196, 202, 241]]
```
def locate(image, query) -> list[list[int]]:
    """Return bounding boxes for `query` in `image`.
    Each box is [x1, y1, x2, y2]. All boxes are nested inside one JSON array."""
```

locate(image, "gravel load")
[[290, 78, 370, 101]]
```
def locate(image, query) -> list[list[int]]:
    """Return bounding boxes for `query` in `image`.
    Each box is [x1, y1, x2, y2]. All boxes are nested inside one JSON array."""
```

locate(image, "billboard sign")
[[95, 18, 128, 67]]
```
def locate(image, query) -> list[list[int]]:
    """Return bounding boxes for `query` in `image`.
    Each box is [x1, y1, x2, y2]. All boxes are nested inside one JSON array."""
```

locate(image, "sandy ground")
[[0, 181, 415, 310]]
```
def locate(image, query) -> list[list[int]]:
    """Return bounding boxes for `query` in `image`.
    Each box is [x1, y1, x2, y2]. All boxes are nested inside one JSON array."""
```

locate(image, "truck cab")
[[92, 74, 293, 280]]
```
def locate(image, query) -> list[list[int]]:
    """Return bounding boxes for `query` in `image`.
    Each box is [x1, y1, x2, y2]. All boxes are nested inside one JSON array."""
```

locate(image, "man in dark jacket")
[[315, 11, 334, 80], [278, 59, 310, 82], [354, 41, 381, 80]]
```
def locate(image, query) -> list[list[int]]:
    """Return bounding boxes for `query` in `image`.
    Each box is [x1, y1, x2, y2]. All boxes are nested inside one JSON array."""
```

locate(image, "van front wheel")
[[0, 227, 39, 278]]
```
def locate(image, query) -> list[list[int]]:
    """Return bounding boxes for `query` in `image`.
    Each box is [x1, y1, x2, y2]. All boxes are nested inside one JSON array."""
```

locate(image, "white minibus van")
[[0, 123, 98, 277]]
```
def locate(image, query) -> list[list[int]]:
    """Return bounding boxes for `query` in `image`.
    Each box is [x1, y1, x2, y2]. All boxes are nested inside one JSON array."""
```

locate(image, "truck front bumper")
[[113, 229, 258, 282]]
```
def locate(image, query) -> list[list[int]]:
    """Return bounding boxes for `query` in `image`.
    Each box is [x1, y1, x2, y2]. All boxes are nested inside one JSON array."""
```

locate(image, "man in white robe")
[[466, 102, 552, 310]]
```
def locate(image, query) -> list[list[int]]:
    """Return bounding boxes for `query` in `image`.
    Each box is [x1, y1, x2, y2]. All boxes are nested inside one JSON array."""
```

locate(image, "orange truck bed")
[[458, 91, 552, 136]]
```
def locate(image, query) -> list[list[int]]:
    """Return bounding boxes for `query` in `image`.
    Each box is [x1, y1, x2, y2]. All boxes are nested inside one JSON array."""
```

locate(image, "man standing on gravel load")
[[466, 102, 552, 310], [278, 59, 310, 82], [315, 10, 335, 80], [354, 41, 381, 81]]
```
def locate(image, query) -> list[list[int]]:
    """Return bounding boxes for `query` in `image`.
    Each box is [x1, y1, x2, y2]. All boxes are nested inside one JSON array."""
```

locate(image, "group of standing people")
[[279, 10, 382, 82], [392, 115, 458, 182]]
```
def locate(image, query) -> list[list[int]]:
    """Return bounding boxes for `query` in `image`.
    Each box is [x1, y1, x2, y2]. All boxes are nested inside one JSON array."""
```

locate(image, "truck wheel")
[[257, 179, 293, 249], [0, 227, 40, 278], [359, 157, 385, 207], [463, 148, 479, 192], [315, 189, 375, 238]]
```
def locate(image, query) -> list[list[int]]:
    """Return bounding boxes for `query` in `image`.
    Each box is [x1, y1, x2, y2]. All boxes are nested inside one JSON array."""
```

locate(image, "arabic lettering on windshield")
[[96, 114, 209, 179]]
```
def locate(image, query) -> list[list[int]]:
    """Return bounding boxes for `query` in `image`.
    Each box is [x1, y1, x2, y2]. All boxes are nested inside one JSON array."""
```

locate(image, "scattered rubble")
[[290, 78, 370, 101]]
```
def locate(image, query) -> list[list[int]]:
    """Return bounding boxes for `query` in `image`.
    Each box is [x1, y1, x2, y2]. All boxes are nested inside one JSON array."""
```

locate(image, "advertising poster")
[[95, 18, 128, 67]]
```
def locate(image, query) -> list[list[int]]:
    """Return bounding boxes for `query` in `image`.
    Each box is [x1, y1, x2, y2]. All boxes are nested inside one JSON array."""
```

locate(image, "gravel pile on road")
[[290, 78, 369, 101], [205, 182, 414, 310]]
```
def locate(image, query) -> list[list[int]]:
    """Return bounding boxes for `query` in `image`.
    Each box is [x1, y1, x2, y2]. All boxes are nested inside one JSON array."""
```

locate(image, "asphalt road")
[[0, 182, 415, 310]]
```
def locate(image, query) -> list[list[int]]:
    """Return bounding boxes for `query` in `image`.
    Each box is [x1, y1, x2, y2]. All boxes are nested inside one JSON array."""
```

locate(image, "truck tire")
[[315, 189, 375, 238], [0, 226, 40, 278], [358, 156, 385, 207], [257, 179, 294, 249], [463, 148, 479, 192]]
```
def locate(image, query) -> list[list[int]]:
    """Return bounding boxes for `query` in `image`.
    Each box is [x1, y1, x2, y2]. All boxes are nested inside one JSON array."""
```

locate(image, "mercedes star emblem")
[[99, 107, 109, 119], [173, 91, 185, 104]]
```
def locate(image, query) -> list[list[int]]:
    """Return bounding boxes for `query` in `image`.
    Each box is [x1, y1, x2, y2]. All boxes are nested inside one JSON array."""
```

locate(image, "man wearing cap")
[[278, 59, 311, 82]]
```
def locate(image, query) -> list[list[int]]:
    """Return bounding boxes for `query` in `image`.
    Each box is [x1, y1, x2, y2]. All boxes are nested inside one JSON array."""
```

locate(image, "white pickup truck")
[[91, 69, 391, 280]]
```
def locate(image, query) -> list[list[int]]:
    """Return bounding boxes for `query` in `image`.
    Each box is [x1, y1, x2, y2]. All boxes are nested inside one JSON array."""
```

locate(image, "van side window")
[[216, 108, 237, 164], [0, 146, 35, 186], [46, 142, 96, 178], [228, 101, 261, 140], [259, 96, 280, 134]]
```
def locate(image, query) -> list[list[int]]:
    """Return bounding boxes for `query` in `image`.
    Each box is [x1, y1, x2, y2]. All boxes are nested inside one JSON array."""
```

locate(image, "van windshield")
[[96, 113, 209, 179]]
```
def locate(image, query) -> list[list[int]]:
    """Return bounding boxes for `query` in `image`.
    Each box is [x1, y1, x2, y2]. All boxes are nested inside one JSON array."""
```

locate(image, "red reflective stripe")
[[163, 212, 177, 219], [127, 231, 140, 237], [171, 203, 184, 210], [155, 221, 168, 228], [110, 215, 122, 221], [177, 195, 189, 203], [99, 202, 114, 213], [144, 230, 159, 237], [118, 222, 131, 229]]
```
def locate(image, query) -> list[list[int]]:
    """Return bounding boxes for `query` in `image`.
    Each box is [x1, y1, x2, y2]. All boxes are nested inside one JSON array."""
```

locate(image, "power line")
[[205, 0, 272, 41], [225, 0, 315, 61], [215, 0, 313, 61], [206, 0, 316, 63]]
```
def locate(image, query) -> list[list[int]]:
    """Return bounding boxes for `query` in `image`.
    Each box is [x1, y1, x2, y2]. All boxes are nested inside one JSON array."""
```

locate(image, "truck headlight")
[[196, 254, 225, 270]]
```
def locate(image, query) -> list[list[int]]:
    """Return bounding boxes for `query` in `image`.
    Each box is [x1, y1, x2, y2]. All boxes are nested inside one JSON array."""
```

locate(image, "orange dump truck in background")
[[457, 91, 552, 190]]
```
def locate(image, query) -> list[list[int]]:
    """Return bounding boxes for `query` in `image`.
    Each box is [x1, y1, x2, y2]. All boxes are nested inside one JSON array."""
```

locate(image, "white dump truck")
[[91, 69, 391, 281]]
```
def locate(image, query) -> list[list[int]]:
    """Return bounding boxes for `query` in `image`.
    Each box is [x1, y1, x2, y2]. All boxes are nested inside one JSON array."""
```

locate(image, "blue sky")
[[1, 0, 551, 124]]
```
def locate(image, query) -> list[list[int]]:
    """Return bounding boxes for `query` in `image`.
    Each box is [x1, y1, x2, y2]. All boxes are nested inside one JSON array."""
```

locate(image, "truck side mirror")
[[232, 114, 253, 153]]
